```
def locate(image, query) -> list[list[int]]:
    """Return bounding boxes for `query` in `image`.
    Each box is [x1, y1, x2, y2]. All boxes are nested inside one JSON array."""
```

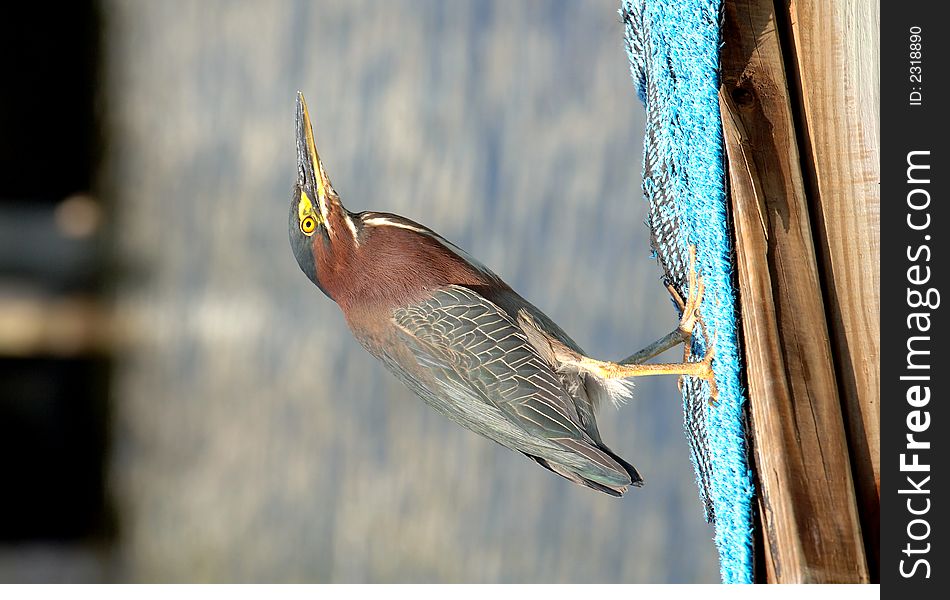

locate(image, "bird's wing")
[[392, 285, 633, 486]]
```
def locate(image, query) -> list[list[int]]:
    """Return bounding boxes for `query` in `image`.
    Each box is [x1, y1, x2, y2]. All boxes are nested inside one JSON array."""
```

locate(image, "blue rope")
[[620, 0, 755, 583]]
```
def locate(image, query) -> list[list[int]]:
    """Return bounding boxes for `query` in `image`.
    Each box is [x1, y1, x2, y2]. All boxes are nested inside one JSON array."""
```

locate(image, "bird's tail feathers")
[[526, 455, 628, 497], [525, 441, 643, 497]]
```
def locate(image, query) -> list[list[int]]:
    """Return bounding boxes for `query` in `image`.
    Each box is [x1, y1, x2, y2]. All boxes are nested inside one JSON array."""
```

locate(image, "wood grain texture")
[[783, 0, 881, 578], [719, 0, 869, 583]]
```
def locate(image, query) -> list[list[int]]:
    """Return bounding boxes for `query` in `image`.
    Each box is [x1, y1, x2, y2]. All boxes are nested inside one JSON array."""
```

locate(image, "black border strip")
[[882, 0, 947, 591]]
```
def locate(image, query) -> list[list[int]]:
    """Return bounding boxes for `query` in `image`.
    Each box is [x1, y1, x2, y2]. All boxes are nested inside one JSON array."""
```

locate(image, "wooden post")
[[0, 296, 113, 357], [783, 0, 881, 577], [719, 0, 870, 583]]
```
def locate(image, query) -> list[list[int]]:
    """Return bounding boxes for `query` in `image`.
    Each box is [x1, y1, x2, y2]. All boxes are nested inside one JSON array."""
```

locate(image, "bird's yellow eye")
[[301, 216, 317, 235]]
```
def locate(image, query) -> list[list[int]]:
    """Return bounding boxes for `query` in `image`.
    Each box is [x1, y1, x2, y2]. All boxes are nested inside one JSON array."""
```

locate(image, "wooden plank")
[[0, 296, 112, 356], [755, 494, 777, 582], [783, 0, 881, 578], [719, 0, 869, 583]]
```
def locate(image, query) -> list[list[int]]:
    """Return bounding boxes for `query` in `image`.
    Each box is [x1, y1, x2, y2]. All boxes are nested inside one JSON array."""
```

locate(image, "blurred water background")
[[0, 0, 718, 582]]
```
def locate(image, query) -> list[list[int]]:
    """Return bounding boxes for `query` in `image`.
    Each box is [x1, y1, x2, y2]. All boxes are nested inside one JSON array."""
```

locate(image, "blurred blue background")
[[0, 0, 718, 582]]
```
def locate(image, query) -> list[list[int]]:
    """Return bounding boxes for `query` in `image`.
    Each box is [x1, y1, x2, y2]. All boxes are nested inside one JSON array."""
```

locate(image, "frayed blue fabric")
[[620, 0, 755, 584]]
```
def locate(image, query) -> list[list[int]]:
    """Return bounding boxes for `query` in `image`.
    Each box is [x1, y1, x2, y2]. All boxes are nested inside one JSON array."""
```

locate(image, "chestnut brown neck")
[[312, 212, 503, 314]]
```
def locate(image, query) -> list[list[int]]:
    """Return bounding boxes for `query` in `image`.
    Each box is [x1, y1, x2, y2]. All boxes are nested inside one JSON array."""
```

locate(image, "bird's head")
[[290, 92, 356, 297]]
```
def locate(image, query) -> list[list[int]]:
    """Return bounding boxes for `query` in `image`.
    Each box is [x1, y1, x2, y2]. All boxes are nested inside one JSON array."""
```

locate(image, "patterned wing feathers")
[[393, 285, 637, 491]]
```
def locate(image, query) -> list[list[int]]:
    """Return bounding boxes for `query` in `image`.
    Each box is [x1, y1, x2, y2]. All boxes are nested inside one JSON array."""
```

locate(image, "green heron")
[[289, 93, 715, 496]]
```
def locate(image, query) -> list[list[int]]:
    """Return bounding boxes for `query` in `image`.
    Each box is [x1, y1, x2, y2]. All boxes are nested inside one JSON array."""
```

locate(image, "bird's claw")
[[700, 338, 719, 406], [676, 245, 718, 405], [677, 245, 705, 346], [676, 336, 718, 405]]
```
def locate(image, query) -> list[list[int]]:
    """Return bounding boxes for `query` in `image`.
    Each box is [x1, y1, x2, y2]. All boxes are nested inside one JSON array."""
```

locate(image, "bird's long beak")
[[295, 91, 333, 200]]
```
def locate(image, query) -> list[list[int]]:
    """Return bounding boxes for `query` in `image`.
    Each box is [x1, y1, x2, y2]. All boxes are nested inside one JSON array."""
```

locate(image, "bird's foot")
[[676, 334, 718, 405], [677, 245, 705, 355]]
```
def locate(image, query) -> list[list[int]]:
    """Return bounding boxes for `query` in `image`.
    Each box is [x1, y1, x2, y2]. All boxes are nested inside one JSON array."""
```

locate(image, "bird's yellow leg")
[[618, 328, 687, 366], [575, 344, 717, 400]]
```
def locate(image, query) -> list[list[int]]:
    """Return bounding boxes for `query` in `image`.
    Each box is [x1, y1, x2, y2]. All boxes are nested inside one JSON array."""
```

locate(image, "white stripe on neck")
[[318, 192, 359, 247], [362, 216, 428, 234], [343, 212, 360, 245], [361, 214, 494, 278]]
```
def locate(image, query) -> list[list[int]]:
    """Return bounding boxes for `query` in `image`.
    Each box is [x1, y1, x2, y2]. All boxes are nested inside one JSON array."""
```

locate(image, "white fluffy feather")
[[601, 377, 636, 406]]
